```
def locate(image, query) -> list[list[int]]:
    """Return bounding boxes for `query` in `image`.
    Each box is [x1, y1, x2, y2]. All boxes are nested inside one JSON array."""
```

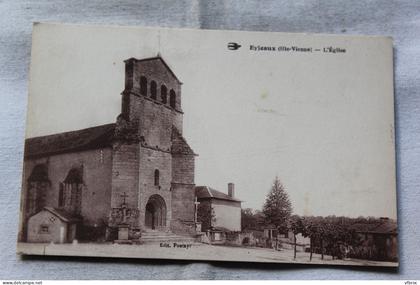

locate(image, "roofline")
[[24, 144, 113, 159], [44, 207, 68, 222], [124, 56, 183, 84], [356, 230, 398, 235], [43, 207, 81, 223], [197, 196, 243, 203], [195, 186, 243, 202], [24, 123, 116, 158], [206, 186, 213, 198], [25, 123, 116, 140]]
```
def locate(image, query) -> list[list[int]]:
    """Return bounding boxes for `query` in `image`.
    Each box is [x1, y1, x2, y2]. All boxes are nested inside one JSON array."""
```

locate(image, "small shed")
[[263, 225, 278, 239], [27, 207, 81, 243]]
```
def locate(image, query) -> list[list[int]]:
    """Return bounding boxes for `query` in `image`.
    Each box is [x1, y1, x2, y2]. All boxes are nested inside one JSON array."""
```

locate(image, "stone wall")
[[137, 146, 172, 230], [21, 147, 113, 238], [138, 98, 178, 149], [118, 57, 194, 231], [125, 58, 182, 113], [123, 58, 183, 134], [172, 154, 194, 184], [110, 57, 196, 233], [171, 183, 195, 223], [170, 219, 196, 237], [171, 153, 195, 223], [224, 232, 257, 247], [110, 143, 139, 209]]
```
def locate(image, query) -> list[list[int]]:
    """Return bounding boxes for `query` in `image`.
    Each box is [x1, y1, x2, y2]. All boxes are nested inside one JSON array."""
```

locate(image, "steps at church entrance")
[[141, 230, 197, 244]]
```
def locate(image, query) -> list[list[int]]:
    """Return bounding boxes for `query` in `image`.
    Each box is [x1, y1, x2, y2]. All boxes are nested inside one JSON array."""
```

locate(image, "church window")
[[27, 164, 49, 217], [154, 169, 160, 186], [161, 85, 167, 104], [61, 168, 83, 215], [150, 80, 157, 100], [169, 89, 176, 108], [140, 76, 147, 96]]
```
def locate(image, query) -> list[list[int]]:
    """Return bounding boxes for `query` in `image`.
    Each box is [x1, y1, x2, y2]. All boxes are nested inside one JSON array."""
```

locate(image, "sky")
[[26, 23, 396, 218]]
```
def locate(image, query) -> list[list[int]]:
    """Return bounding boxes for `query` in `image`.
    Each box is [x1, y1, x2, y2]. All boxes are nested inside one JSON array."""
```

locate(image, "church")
[[19, 56, 200, 243]]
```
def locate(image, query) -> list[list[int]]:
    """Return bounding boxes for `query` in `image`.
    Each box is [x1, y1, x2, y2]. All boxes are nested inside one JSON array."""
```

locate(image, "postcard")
[[17, 23, 397, 267]]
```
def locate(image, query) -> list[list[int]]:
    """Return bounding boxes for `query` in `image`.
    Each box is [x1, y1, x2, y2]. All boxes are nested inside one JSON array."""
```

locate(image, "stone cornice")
[[121, 90, 184, 114]]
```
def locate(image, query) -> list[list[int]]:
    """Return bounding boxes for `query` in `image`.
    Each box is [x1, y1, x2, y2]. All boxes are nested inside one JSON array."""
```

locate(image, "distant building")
[[349, 218, 398, 261], [195, 183, 242, 232]]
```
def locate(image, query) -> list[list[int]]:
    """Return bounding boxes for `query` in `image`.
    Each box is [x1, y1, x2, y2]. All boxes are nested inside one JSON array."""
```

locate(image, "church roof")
[[24, 123, 116, 158], [25, 123, 196, 158], [43, 207, 81, 223], [171, 127, 196, 155], [125, 56, 182, 84], [195, 186, 241, 202]]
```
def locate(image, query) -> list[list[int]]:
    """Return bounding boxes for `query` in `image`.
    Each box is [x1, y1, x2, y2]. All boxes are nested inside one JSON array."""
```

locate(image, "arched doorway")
[[145, 194, 167, 230]]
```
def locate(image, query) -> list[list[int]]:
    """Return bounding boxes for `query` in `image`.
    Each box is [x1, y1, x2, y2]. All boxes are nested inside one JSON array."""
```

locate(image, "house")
[[195, 183, 242, 244], [349, 218, 398, 261], [195, 183, 242, 232]]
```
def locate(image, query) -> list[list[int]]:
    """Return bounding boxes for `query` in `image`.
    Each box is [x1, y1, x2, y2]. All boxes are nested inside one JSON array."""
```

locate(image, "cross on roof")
[[120, 192, 129, 206]]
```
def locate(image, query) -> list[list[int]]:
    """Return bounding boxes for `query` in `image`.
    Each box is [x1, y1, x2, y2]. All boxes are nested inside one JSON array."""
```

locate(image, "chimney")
[[228, 183, 235, 198]]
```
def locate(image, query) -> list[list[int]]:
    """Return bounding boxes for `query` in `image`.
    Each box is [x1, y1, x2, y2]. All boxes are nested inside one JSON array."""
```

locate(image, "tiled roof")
[[24, 124, 116, 158], [125, 56, 182, 84], [24, 123, 196, 159], [195, 186, 241, 202], [349, 222, 397, 234], [43, 207, 81, 223]]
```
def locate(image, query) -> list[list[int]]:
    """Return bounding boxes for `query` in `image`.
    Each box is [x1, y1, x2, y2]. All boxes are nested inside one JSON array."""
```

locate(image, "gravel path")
[[17, 242, 397, 267]]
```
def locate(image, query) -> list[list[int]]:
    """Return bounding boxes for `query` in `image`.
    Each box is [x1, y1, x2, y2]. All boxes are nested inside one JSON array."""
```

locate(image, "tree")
[[318, 222, 327, 260], [300, 216, 322, 261], [262, 176, 292, 233], [197, 201, 216, 231], [303, 222, 318, 261], [254, 210, 266, 230], [289, 215, 305, 259], [241, 208, 258, 231]]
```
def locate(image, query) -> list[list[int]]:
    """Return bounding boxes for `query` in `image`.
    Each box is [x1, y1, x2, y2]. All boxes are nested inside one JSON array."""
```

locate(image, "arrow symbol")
[[227, 42, 242, 50]]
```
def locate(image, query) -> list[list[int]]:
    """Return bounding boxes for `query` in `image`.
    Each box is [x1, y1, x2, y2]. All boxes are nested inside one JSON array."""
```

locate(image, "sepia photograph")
[[17, 23, 397, 267]]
